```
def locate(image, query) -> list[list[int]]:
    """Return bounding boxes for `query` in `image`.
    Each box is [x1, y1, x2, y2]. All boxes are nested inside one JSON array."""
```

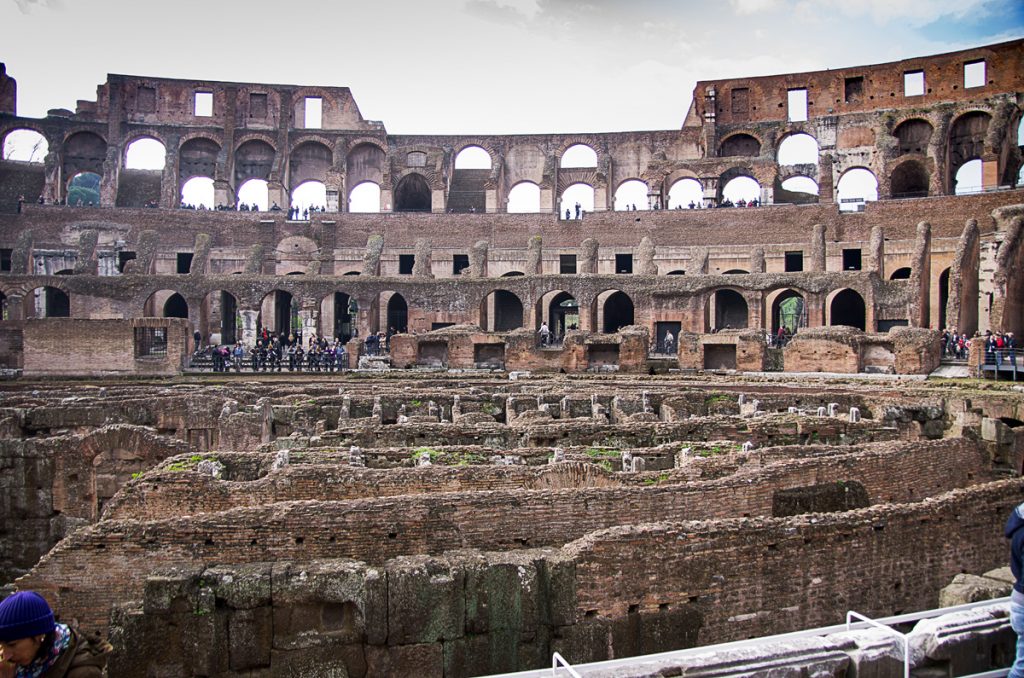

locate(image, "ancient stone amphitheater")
[[1, 39, 1024, 677]]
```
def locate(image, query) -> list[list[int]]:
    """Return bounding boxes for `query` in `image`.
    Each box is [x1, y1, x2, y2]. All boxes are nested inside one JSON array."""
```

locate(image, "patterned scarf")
[[16, 623, 70, 678]]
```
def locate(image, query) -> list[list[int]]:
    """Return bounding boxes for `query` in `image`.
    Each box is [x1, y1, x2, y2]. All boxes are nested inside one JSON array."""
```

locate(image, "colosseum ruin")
[[1, 38, 1024, 677]]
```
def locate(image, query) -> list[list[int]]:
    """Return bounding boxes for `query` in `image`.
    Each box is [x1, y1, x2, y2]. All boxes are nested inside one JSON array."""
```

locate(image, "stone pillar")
[[300, 304, 319, 342], [868, 225, 885, 275], [239, 309, 259, 347], [810, 224, 827, 272], [431, 189, 445, 213], [701, 177, 719, 207]]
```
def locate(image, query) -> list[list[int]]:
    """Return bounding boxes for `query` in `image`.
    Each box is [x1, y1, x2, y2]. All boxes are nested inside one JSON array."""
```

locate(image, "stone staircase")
[[446, 169, 488, 213]]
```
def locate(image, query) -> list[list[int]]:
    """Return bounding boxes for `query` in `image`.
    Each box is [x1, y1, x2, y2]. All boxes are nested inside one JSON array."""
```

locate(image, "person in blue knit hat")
[[0, 591, 110, 677]]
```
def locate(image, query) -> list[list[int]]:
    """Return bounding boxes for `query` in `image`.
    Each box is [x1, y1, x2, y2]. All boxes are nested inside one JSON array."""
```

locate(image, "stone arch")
[[537, 290, 579, 338], [453, 143, 496, 169], [23, 285, 70, 318], [178, 136, 221, 182], [348, 181, 381, 213], [890, 158, 930, 198], [234, 138, 276, 186], [275, 235, 320, 275], [289, 140, 333, 188], [593, 289, 635, 333], [947, 110, 991, 192], [827, 288, 866, 331], [319, 291, 357, 342], [347, 142, 387, 191], [776, 132, 818, 165], [200, 290, 239, 345], [890, 267, 912, 280], [507, 180, 541, 213], [558, 142, 598, 168], [835, 167, 879, 209], [505, 143, 546, 187], [2, 125, 49, 163], [765, 288, 807, 334], [143, 290, 188, 319], [480, 289, 524, 332], [893, 118, 933, 156], [718, 167, 760, 203], [719, 132, 761, 158], [394, 173, 432, 212], [705, 288, 749, 331], [258, 289, 298, 340], [62, 130, 107, 180], [383, 292, 408, 334], [613, 178, 649, 211], [667, 176, 704, 209]]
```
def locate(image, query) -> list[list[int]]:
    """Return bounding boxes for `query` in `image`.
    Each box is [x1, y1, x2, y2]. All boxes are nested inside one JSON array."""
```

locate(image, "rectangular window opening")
[[787, 88, 808, 122], [842, 248, 862, 271], [453, 254, 470, 275], [176, 253, 194, 275], [904, 70, 925, 97], [615, 253, 633, 274], [194, 91, 213, 117], [398, 254, 415, 275], [784, 251, 804, 273], [559, 254, 577, 275], [117, 251, 137, 273], [964, 60, 986, 89], [304, 97, 323, 129], [134, 327, 168, 357], [844, 77, 864, 104], [0, 248, 12, 272], [249, 93, 268, 118]]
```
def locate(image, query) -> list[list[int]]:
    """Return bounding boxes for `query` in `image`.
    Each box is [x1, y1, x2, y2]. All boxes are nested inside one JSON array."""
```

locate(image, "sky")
[[2, 0, 1023, 135]]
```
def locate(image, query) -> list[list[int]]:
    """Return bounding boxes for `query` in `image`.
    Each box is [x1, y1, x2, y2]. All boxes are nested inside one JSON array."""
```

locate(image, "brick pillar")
[[239, 309, 258, 347]]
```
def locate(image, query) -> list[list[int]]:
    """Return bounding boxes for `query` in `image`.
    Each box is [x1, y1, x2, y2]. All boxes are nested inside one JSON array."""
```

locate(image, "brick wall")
[[23, 318, 189, 376]]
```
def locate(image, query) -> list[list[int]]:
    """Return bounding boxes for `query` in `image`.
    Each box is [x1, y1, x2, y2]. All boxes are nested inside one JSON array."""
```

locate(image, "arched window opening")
[[938, 268, 950, 330], [3, 129, 48, 163], [454, 146, 491, 169], [723, 269, 748, 275], [954, 159, 983, 195], [200, 291, 238, 345], [772, 290, 806, 335], [540, 291, 579, 340], [720, 134, 760, 158], [322, 292, 355, 343], [394, 174, 431, 212], [63, 131, 106, 179], [894, 119, 933, 155], [234, 139, 275, 185], [291, 180, 327, 214], [290, 141, 332, 187], [163, 293, 188, 319], [481, 290, 524, 332], [181, 176, 214, 209], [67, 172, 101, 206], [829, 289, 866, 331], [349, 181, 381, 213], [777, 133, 818, 165], [890, 267, 912, 280], [178, 137, 219, 181], [780, 177, 819, 196], [27, 286, 70, 318], [836, 168, 878, 211], [560, 144, 597, 168], [560, 183, 594, 218], [125, 137, 166, 170], [387, 293, 408, 334], [507, 181, 541, 213], [667, 270, 686, 275], [709, 289, 749, 331], [346, 143, 386, 189], [258, 291, 298, 341], [601, 291, 635, 333], [668, 178, 703, 209], [721, 176, 760, 205], [890, 161, 929, 199], [614, 180, 649, 211], [949, 111, 990, 191], [237, 178, 269, 211]]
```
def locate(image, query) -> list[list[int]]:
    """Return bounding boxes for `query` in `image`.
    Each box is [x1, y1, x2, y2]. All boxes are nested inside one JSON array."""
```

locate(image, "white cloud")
[[731, 0, 784, 15]]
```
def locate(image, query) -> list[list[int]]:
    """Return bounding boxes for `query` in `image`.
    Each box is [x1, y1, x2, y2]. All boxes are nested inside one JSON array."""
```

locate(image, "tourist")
[[1006, 502, 1024, 678], [663, 330, 675, 354], [0, 590, 111, 677], [565, 208, 570, 220], [574, 202, 581, 219], [539, 321, 550, 347]]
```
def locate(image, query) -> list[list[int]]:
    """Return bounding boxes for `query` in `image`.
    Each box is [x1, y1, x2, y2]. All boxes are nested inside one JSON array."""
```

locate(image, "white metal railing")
[[846, 610, 909, 678], [551, 652, 581, 677], [483, 598, 1012, 678]]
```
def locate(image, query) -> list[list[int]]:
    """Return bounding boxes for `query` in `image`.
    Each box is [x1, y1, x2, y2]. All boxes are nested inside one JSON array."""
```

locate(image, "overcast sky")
[[2, 0, 1023, 135]]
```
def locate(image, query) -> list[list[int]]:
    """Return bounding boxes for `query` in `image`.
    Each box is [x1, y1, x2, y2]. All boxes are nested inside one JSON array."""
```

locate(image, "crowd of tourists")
[[940, 328, 1020, 363], [196, 326, 402, 372]]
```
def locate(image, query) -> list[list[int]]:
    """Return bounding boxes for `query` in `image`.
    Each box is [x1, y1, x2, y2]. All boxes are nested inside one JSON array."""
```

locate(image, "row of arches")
[[118, 286, 871, 342]]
